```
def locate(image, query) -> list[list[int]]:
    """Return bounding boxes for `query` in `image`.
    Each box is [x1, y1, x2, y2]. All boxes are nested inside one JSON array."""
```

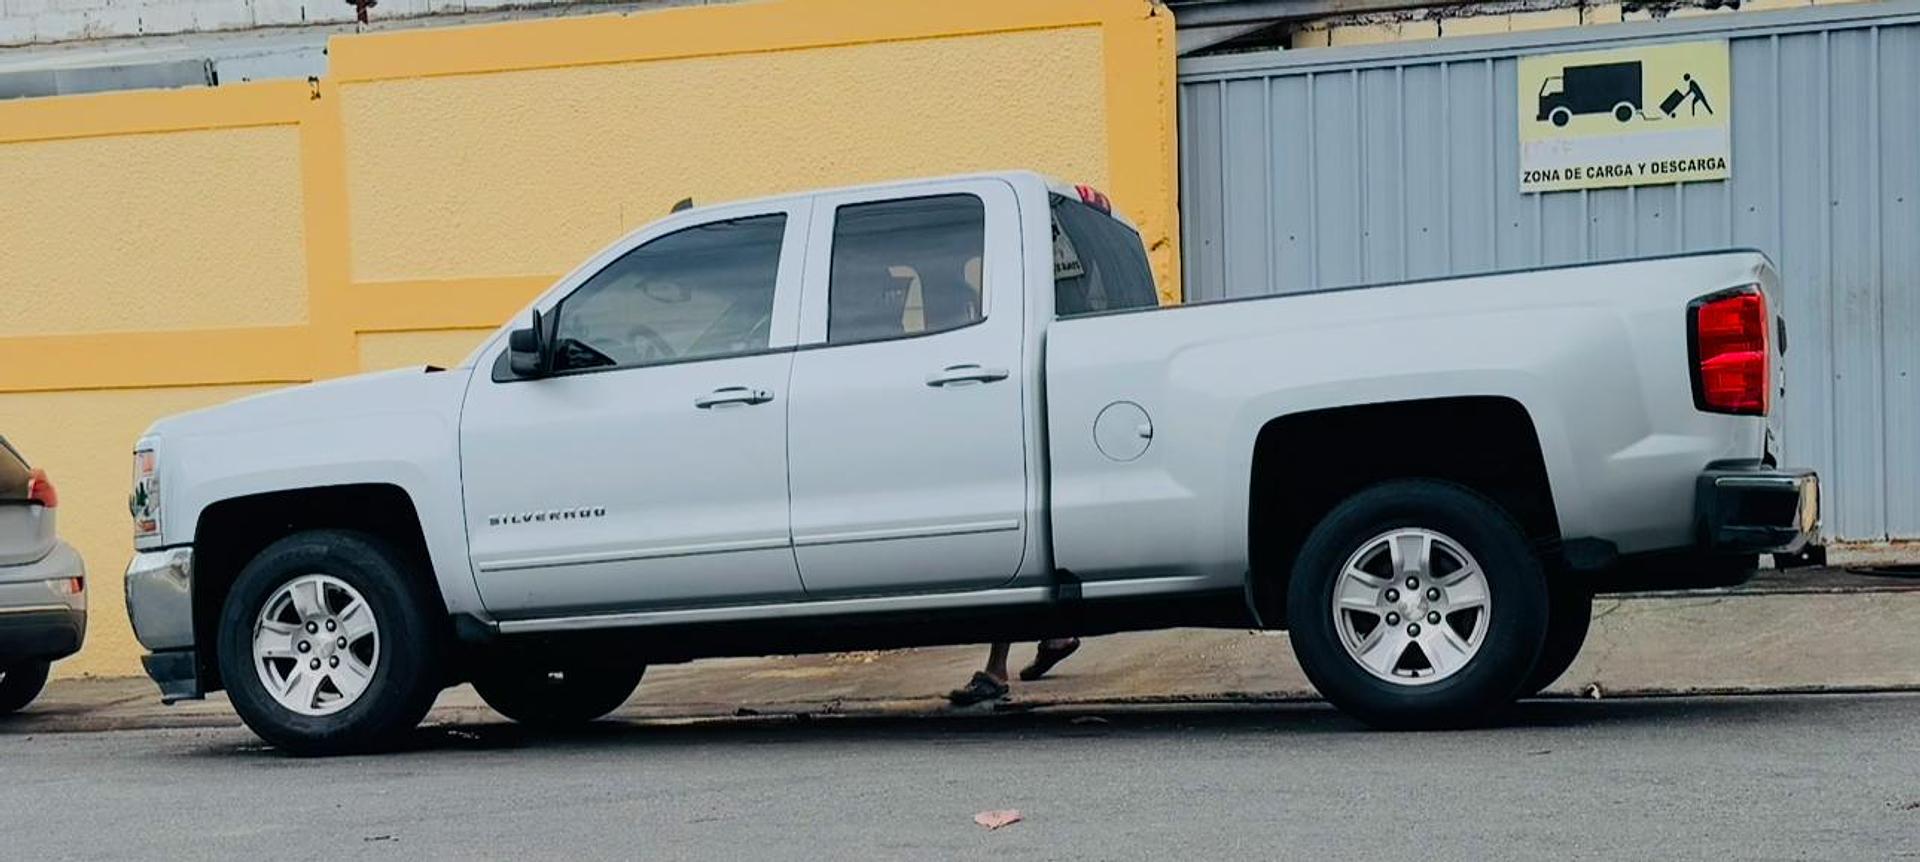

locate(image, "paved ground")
[[2, 692, 1917, 860]]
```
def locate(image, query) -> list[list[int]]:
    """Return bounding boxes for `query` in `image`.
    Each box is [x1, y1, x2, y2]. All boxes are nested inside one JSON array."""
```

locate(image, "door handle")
[[694, 386, 774, 408], [925, 364, 1010, 388]]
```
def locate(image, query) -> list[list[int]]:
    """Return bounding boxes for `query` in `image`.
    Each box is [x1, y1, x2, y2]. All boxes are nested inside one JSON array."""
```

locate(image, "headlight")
[[130, 446, 161, 541]]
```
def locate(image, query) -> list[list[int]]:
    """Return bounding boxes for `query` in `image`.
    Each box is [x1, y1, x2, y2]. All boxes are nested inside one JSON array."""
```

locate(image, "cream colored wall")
[[0, 126, 308, 338], [341, 29, 1110, 284], [0, 0, 1179, 679]]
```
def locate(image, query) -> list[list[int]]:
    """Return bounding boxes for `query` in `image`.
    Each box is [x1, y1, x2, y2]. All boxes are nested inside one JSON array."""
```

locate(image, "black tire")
[[1286, 480, 1549, 729], [0, 660, 51, 715], [472, 665, 644, 728], [1550, 108, 1571, 127], [1613, 102, 1635, 123], [1522, 579, 1593, 697], [217, 530, 446, 756]]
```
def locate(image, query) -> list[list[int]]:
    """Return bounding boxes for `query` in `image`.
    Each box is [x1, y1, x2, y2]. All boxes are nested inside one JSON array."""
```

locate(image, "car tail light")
[[1688, 287, 1769, 415], [27, 468, 57, 508], [1075, 184, 1112, 214]]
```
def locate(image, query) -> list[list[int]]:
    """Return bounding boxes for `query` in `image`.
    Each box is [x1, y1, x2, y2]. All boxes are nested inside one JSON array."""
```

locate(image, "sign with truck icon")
[[1518, 41, 1730, 193]]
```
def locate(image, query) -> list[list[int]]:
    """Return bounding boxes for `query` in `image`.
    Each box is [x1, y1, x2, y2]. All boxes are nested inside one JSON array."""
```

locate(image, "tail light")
[[1688, 287, 1769, 415], [1075, 184, 1112, 214], [27, 468, 57, 508]]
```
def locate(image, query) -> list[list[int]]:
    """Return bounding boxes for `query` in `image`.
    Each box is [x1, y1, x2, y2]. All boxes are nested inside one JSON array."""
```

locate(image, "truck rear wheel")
[[471, 665, 644, 728], [1286, 480, 1548, 729], [216, 530, 445, 756], [0, 660, 50, 715], [1522, 579, 1593, 697]]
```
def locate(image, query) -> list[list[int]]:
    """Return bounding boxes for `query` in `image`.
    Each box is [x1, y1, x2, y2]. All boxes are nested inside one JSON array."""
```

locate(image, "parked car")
[[124, 171, 1820, 754], [0, 437, 86, 714]]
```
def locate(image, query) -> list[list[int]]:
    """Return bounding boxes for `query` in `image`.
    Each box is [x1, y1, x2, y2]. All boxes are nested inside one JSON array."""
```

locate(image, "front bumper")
[[125, 547, 202, 701], [0, 540, 87, 663], [1698, 463, 1820, 555]]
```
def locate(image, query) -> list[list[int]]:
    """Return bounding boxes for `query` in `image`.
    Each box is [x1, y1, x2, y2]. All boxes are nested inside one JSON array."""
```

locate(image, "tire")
[[1550, 107, 1571, 127], [0, 660, 51, 715], [1286, 480, 1549, 729], [1521, 579, 1593, 697], [217, 530, 446, 756], [1613, 102, 1635, 123], [472, 665, 644, 728]]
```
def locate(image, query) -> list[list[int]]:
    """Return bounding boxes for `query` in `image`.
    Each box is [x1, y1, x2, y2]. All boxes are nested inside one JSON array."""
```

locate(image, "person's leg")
[[984, 642, 1012, 681]]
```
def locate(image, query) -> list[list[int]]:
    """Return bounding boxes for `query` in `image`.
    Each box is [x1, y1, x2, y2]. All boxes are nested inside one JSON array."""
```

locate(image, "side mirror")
[[507, 309, 551, 379]]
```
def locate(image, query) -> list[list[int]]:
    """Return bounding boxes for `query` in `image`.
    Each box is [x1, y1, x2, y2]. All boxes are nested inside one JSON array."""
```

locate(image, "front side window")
[[1051, 194, 1159, 318], [827, 195, 985, 345], [552, 214, 786, 372]]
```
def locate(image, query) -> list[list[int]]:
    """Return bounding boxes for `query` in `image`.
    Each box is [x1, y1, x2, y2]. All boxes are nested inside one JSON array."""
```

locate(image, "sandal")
[[1019, 638, 1081, 681], [947, 671, 1010, 706]]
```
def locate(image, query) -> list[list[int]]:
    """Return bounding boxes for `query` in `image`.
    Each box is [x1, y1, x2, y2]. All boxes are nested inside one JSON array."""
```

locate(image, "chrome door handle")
[[925, 364, 1010, 387], [694, 386, 774, 408]]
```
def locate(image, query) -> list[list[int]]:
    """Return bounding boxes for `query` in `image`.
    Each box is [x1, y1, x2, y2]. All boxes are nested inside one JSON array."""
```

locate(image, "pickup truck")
[[124, 171, 1820, 754]]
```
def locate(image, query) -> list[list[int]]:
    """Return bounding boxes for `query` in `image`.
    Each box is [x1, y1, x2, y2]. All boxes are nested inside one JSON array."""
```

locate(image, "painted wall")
[[0, 0, 1180, 678]]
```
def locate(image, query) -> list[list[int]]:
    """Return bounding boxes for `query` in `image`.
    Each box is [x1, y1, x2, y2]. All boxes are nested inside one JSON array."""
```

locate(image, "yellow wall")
[[0, 0, 1179, 678]]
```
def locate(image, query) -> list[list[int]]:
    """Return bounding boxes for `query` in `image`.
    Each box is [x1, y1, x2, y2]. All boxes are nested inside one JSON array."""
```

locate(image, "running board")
[[492, 575, 1217, 635]]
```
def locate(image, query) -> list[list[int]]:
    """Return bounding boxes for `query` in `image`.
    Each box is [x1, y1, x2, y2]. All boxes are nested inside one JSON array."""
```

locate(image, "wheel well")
[[191, 483, 439, 690], [1246, 396, 1560, 623]]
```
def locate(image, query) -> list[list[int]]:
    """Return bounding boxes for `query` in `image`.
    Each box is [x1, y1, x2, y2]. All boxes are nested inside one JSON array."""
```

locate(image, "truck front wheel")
[[471, 665, 644, 728], [216, 530, 445, 756], [1286, 480, 1548, 729]]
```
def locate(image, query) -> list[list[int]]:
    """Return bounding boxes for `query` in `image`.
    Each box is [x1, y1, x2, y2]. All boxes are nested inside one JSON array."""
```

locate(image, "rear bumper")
[[0, 541, 87, 663], [1697, 463, 1820, 555]]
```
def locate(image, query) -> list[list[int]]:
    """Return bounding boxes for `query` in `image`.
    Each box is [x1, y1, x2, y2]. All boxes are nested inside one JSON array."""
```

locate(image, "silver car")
[[0, 437, 86, 714]]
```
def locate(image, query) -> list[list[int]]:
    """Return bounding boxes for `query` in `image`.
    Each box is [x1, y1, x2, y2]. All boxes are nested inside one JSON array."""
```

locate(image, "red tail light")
[[1688, 288, 1769, 415], [27, 468, 57, 508], [1075, 184, 1112, 214]]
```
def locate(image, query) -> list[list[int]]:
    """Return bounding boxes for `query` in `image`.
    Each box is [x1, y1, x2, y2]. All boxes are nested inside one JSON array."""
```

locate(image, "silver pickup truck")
[[124, 171, 1819, 754]]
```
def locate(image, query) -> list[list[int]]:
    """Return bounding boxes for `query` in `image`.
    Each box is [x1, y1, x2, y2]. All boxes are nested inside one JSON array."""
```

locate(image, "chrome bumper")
[[1697, 464, 1820, 555], [126, 548, 202, 701]]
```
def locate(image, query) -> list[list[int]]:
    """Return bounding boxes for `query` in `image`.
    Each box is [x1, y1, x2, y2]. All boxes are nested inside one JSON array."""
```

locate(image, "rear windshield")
[[0, 438, 29, 503], [1051, 194, 1159, 318]]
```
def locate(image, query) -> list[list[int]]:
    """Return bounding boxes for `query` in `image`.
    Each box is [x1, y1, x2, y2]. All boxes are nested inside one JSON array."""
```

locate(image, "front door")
[[785, 180, 1030, 597], [460, 203, 809, 619]]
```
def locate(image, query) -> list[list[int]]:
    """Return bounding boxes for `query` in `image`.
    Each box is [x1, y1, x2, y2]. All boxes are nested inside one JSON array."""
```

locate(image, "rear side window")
[[1052, 194, 1158, 318], [828, 194, 986, 345], [0, 439, 28, 502]]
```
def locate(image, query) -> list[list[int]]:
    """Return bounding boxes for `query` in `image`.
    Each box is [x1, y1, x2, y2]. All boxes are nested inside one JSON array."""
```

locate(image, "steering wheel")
[[620, 322, 675, 363]]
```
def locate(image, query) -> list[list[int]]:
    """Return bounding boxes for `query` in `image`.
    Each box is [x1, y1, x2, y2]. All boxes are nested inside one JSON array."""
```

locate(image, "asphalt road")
[[3, 693, 1917, 860]]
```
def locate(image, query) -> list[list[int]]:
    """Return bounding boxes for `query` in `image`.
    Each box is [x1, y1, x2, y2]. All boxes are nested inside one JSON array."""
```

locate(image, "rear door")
[[785, 179, 1029, 596]]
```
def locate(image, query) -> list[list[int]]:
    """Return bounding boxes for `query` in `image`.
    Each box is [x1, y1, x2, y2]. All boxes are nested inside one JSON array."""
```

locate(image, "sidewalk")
[[8, 567, 1917, 734]]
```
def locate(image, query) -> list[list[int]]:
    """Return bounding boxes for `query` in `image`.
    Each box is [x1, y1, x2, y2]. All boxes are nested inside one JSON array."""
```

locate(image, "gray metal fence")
[[1177, 2, 1920, 543]]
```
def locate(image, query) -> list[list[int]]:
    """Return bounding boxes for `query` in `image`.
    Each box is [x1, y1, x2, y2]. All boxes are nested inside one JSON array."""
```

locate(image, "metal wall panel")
[[1178, 3, 1920, 541]]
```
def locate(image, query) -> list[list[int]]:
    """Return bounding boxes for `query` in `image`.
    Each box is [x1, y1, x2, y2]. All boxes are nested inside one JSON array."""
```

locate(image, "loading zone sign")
[[1518, 41, 1731, 193]]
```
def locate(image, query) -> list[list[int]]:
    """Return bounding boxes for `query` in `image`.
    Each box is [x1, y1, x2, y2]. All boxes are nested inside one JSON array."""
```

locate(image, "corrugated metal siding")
[[1177, 4, 1920, 542]]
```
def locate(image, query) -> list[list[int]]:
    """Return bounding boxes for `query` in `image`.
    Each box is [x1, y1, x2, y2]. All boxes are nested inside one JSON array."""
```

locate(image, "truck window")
[[827, 194, 985, 345], [1051, 194, 1159, 318], [551, 214, 785, 372]]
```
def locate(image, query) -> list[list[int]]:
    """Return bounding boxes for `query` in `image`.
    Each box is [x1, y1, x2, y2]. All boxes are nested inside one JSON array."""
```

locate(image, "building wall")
[[1178, 1, 1920, 545], [1288, 0, 1882, 48], [0, 0, 629, 48], [0, 0, 1180, 678]]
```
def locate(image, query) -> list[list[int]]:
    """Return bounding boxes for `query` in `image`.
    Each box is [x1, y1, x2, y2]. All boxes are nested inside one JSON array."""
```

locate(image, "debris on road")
[[973, 810, 1023, 830], [1584, 683, 1605, 700]]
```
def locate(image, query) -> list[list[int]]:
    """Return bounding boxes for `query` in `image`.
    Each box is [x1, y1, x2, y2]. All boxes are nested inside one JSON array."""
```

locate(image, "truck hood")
[[145, 366, 474, 442]]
